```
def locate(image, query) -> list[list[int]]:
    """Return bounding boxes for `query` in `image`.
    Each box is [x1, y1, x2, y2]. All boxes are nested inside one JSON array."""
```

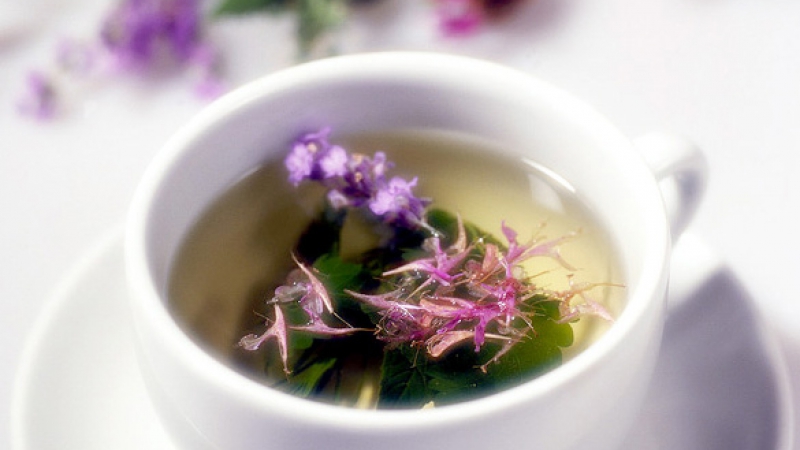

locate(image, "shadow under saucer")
[[619, 258, 794, 449]]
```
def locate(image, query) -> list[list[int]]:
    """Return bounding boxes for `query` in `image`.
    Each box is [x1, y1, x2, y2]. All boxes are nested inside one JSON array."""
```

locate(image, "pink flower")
[[435, 0, 484, 37], [501, 221, 577, 274], [239, 256, 359, 374], [556, 277, 615, 323], [382, 236, 470, 286], [382, 216, 470, 286], [100, 0, 205, 70], [239, 305, 290, 373]]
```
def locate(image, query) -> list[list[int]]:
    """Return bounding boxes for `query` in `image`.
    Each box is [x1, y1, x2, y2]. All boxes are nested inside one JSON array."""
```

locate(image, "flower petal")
[[239, 305, 290, 373]]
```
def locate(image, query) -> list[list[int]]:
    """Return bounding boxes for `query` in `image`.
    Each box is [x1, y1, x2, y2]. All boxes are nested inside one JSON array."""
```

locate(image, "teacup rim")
[[125, 51, 671, 431]]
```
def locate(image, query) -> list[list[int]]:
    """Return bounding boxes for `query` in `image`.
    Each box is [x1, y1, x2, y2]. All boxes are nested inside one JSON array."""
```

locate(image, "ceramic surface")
[[124, 53, 694, 450], [11, 233, 793, 450]]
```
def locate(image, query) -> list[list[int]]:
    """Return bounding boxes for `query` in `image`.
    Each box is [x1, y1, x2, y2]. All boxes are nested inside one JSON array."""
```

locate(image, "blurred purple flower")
[[433, 0, 529, 37], [16, 71, 58, 120], [100, 0, 224, 97], [101, 0, 203, 69], [434, 0, 484, 37], [17, 0, 223, 121]]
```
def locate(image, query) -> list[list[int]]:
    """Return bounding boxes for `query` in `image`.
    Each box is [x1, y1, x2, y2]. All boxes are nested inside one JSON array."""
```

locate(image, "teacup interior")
[[139, 55, 668, 407]]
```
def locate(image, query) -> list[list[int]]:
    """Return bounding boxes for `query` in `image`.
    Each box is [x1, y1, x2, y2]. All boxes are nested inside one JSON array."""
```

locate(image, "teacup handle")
[[633, 133, 708, 241]]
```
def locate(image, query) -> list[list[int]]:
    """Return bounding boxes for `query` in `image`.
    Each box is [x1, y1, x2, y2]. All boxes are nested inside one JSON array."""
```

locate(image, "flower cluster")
[[285, 128, 430, 229], [17, 0, 538, 120], [349, 219, 611, 371], [100, 0, 224, 98], [17, 0, 222, 120]]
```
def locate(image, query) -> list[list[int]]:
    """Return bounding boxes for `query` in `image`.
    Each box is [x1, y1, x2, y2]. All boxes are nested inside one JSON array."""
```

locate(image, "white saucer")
[[11, 232, 795, 450]]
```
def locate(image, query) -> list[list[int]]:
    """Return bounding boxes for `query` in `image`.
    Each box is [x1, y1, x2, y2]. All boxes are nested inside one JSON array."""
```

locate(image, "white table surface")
[[2, 0, 800, 448]]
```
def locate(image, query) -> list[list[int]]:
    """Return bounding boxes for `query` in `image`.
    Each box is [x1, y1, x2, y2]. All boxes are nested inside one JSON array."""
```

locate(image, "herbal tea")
[[168, 129, 624, 409]]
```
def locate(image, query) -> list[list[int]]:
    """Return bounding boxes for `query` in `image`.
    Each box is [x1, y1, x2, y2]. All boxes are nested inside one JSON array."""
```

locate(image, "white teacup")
[[125, 52, 707, 450]]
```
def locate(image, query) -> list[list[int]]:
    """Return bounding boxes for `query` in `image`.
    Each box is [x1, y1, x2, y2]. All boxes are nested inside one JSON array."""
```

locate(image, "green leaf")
[[377, 301, 575, 407], [281, 332, 384, 404], [378, 344, 493, 407], [486, 302, 573, 384], [294, 203, 347, 263], [286, 356, 337, 397], [296, 0, 347, 56], [214, 0, 293, 16], [378, 347, 432, 406], [312, 252, 376, 325], [313, 253, 364, 292]]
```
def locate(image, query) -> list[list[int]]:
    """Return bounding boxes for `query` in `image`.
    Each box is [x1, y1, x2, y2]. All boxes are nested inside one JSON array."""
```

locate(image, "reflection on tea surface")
[[169, 129, 624, 408]]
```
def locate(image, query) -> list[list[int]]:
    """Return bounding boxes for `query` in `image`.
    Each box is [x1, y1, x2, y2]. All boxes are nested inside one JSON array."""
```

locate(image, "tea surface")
[[169, 130, 624, 407]]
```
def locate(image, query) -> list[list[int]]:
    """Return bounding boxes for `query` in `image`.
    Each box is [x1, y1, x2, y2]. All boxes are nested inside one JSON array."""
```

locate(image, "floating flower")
[[382, 225, 471, 286], [501, 221, 577, 273], [239, 305, 290, 373], [240, 255, 360, 374], [285, 128, 430, 229], [556, 277, 616, 323]]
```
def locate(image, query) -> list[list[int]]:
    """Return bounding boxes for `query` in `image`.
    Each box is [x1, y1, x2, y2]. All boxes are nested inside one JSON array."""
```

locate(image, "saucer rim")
[[9, 230, 796, 450]]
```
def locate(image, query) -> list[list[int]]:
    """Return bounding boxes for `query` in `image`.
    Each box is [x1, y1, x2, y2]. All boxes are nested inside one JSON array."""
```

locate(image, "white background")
[[2, 0, 800, 447]]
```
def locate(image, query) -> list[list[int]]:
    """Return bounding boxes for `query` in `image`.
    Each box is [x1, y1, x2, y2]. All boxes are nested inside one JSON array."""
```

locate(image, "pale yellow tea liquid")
[[169, 129, 625, 405]]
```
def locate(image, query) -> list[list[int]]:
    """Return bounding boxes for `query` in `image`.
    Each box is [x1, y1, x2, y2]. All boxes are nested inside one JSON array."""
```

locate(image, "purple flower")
[[369, 176, 427, 226], [99, 0, 223, 96], [286, 140, 317, 185], [285, 129, 430, 229], [285, 127, 338, 185], [189, 43, 226, 99], [16, 71, 58, 121], [293, 256, 336, 317], [101, 0, 205, 70], [16, 0, 224, 121], [319, 145, 349, 178]]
